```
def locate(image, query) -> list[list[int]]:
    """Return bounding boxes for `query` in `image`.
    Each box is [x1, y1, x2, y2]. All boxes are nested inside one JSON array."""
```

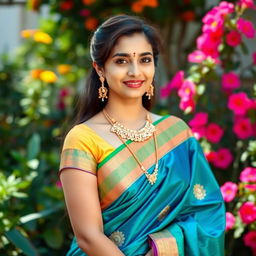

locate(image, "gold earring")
[[98, 75, 108, 102], [146, 84, 154, 100]]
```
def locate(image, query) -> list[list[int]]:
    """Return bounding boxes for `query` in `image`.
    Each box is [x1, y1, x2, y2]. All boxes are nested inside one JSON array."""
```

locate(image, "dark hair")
[[75, 14, 162, 124]]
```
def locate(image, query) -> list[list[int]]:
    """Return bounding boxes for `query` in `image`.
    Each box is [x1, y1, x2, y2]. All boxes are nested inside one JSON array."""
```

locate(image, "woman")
[[59, 15, 225, 256]]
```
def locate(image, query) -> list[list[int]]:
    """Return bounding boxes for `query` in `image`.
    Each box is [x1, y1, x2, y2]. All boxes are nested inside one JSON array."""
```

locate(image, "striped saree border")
[[98, 116, 193, 210], [148, 230, 179, 256]]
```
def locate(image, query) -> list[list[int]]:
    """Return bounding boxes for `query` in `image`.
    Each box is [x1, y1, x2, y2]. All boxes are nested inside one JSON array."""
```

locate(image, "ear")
[[93, 61, 105, 77]]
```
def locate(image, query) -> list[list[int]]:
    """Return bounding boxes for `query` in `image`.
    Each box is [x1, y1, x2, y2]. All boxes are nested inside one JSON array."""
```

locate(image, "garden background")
[[0, 0, 255, 255]]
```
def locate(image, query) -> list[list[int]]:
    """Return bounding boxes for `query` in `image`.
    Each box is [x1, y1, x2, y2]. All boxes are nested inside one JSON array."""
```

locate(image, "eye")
[[141, 57, 152, 63], [115, 58, 128, 64]]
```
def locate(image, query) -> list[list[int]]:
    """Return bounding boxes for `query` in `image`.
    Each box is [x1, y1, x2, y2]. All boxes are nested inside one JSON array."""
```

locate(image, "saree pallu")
[[59, 115, 225, 256]]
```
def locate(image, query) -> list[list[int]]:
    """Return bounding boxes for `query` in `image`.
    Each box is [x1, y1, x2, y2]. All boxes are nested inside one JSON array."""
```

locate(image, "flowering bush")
[[161, 0, 256, 254]]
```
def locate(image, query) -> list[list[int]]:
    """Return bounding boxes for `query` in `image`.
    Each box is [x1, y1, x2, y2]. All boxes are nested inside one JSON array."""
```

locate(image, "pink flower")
[[222, 72, 240, 91], [188, 50, 207, 63], [197, 33, 220, 59], [253, 52, 256, 65], [179, 97, 195, 113], [244, 184, 256, 191], [239, 202, 256, 224], [189, 112, 208, 127], [79, 9, 91, 16], [191, 126, 206, 140], [226, 212, 236, 231], [160, 71, 184, 99], [56, 180, 62, 188], [228, 92, 251, 115], [233, 117, 253, 139], [220, 181, 238, 202], [239, 0, 255, 9], [212, 148, 233, 169], [240, 167, 256, 182], [178, 80, 196, 99], [59, 88, 70, 98], [206, 123, 224, 143], [243, 231, 256, 253], [205, 151, 216, 163], [226, 30, 242, 47], [218, 1, 235, 15], [237, 18, 255, 39]]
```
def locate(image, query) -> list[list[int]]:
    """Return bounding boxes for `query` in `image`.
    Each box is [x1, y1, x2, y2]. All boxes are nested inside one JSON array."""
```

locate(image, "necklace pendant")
[[147, 172, 157, 185]]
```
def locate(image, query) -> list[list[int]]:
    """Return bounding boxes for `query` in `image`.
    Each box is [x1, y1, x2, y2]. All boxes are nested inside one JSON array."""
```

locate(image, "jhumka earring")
[[146, 84, 154, 100], [98, 74, 108, 102]]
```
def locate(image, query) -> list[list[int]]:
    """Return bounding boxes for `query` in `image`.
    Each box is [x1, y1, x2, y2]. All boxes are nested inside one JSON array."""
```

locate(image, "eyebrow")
[[112, 52, 153, 58]]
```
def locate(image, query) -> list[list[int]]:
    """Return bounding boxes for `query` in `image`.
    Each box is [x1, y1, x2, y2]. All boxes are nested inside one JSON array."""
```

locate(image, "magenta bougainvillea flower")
[[188, 50, 207, 63], [191, 126, 206, 140], [239, 202, 256, 224], [253, 52, 256, 65], [222, 72, 240, 91], [244, 184, 256, 191], [237, 18, 256, 38], [178, 80, 196, 99], [220, 181, 238, 202], [233, 117, 253, 139], [226, 30, 242, 47], [243, 231, 256, 254], [212, 148, 233, 169], [189, 112, 209, 127], [240, 167, 256, 182], [226, 212, 236, 231], [239, 0, 255, 9], [228, 92, 251, 115], [179, 97, 195, 112], [206, 123, 224, 143]]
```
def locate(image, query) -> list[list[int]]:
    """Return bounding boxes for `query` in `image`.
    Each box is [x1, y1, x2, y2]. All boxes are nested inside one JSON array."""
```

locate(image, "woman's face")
[[101, 32, 155, 101]]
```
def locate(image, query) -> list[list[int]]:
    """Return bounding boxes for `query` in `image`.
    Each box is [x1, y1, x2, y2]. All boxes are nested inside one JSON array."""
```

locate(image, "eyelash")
[[115, 57, 152, 64]]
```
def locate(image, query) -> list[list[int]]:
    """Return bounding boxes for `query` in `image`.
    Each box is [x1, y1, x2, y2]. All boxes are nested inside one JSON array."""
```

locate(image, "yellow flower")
[[21, 29, 37, 38], [57, 64, 72, 75], [33, 31, 53, 44], [39, 71, 58, 83]]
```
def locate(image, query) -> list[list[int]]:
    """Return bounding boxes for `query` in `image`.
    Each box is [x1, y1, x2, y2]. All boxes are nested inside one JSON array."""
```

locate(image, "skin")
[[61, 32, 160, 256]]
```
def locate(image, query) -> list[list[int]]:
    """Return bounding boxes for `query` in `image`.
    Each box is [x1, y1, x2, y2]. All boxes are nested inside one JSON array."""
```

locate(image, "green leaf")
[[4, 228, 38, 256], [27, 133, 41, 160], [43, 227, 63, 249]]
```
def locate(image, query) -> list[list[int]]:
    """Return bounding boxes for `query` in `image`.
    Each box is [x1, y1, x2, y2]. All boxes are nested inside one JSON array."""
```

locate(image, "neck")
[[104, 97, 149, 127]]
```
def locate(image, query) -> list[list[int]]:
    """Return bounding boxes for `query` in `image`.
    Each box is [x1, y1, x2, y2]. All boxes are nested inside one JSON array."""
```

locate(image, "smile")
[[123, 80, 144, 88]]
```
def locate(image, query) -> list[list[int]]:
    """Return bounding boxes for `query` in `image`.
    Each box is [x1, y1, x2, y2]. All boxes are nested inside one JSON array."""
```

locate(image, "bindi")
[[132, 52, 136, 57]]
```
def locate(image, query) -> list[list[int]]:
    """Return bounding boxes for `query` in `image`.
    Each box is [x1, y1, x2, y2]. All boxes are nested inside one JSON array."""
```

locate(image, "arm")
[[60, 169, 125, 256], [148, 138, 225, 256]]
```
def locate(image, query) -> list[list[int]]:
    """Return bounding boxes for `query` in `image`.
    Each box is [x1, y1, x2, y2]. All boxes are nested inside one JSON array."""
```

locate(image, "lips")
[[123, 80, 144, 88]]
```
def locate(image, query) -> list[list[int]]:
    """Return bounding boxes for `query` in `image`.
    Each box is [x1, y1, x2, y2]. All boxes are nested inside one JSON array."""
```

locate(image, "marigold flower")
[[84, 17, 98, 31], [237, 18, 255, 39], [226, 30, 242, 47], [30, 69, 43, 79], [226, 212, 235, 231], [222, 72, 240, 91], [57, 64, 72, 75], [189, 112, 208, 128], [240, 167, 256, 182], [21, 29, 38, 38], [212, 148, 233, 169], [131, 1, 144, 13], [220, 182, 238, 202], [82, 0, 96, 5], [228, 92, 251, 115], [39, 70, 58, 83], [141, 0, 158, 8], [33, 31, 53, 44], [233, 117, 253, 139], [239, 202, 256, 224], [206, 123, 224, 143]]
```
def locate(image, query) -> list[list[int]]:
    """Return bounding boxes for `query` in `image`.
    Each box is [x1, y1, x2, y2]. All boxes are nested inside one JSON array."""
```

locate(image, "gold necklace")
[[103, 109, 155, 142], [102, 109, 158, 185]]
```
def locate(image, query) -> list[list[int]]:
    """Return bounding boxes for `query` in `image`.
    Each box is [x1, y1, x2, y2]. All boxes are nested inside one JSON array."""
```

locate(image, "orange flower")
[[39, 70, 58, 83], [21, 29, 38, 38], [141, 0, 158, 8], [84, 17, 98, 31], [30, 69, 43, 79], [82, 0, 96, 5], [181, 10, 196, 22], [131, 1, 144, 13], [29, 0, 41, 11], [57, 64, 72, 75], [33, 31, 53, 44]]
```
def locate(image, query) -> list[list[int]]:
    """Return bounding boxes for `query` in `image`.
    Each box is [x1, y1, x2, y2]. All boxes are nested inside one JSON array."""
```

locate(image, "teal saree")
[[59, 115, 225, 256]]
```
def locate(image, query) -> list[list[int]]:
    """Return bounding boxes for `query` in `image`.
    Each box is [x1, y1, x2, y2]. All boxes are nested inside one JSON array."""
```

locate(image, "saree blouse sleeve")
[[148, 135, 225, 256], [59, 125, 98, 176]]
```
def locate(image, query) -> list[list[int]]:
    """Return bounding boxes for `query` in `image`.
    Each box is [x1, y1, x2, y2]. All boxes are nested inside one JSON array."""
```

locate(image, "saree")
[[59, 115, 225, 256]]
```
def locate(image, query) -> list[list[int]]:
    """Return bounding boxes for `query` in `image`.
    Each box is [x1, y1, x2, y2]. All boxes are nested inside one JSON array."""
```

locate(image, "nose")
[[128, 62, 141, 77]]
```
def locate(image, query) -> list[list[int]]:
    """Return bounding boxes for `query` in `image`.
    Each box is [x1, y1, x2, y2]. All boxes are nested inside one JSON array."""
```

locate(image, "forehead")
[[111, 33, 153, 54]]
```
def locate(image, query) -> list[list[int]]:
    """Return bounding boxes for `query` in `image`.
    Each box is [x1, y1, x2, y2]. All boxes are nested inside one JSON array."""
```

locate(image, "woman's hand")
[[144, 249, 153, 256]]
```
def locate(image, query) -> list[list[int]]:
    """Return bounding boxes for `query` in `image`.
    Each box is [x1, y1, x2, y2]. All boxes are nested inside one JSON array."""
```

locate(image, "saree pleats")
[[63, 116, 225, 256]]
